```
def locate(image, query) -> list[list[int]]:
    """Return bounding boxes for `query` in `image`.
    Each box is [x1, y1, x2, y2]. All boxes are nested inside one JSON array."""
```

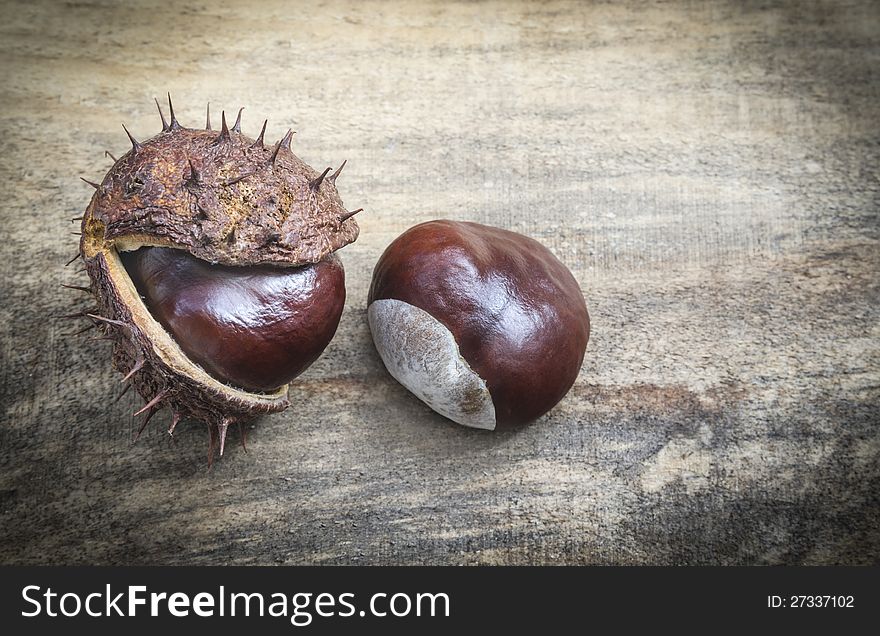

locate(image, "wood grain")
[[0, 0, 878, 565]]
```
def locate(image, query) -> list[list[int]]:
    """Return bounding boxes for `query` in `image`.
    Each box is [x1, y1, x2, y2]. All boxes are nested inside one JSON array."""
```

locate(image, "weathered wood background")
[[1, 0, 878, 565]]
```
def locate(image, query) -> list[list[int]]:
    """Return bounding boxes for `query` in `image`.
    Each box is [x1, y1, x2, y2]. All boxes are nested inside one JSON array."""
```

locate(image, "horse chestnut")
[[120, 247, 345, 393], [70, 97, 361, 457], [367, 220, 590, 430]]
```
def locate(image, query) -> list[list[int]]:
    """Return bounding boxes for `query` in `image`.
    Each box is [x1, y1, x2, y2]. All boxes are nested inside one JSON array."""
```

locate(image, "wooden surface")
[[1, 0, 878, 565]]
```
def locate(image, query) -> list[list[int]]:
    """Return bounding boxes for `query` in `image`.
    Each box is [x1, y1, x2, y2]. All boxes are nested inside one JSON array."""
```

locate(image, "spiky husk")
[[84, 115, 358, 266], [72, 98, 360, 459]]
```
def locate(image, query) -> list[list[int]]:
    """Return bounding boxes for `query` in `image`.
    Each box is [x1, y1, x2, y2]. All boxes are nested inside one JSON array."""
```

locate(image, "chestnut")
[[120, 247, 345, 393], [367, 220, 590, 430]]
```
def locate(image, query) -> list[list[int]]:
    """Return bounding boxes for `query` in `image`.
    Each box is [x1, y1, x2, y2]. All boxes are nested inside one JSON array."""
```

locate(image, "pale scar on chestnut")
[[66, 95, 362, 462]]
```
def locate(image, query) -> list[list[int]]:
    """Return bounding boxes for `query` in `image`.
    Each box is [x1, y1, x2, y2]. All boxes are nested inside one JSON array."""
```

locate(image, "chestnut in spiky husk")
[[70, 96, 361, 458]]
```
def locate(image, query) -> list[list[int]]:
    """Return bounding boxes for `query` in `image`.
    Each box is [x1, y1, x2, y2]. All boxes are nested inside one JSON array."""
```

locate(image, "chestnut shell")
[[84, 124, 358, 266], [73, 100, 361, 455], [368, 220, 590, 428]]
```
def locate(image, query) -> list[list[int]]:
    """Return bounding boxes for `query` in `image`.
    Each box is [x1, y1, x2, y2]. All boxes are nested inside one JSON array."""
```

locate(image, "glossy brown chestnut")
[[121, 247, 345, 393], [367, 220, 590, 430]]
